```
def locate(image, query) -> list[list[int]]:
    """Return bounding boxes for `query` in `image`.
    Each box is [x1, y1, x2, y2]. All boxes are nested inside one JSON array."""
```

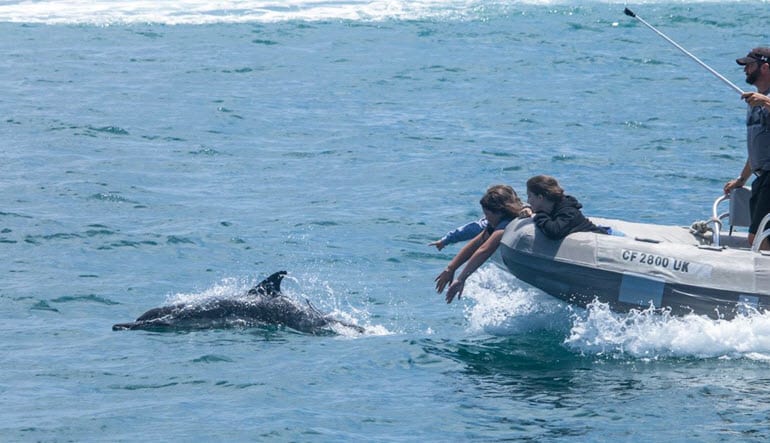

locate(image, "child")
[[428, 218, 487, 251], [526, 175, 608, 239], [429, 189, 531, 250], [434, 185, 525, 304]]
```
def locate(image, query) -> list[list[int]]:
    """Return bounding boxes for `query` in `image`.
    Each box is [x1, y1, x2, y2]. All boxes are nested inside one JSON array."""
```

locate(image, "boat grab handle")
[[710, 194, 729, 247]]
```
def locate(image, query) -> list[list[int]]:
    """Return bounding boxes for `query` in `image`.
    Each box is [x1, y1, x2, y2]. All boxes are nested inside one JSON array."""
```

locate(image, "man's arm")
[[725, 160, 752, 194]]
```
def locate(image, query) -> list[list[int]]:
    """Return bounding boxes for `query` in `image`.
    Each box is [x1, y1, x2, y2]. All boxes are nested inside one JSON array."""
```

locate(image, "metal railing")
[[752, 213, 770, 252], [709, 193, 728, 247], [710, 191, 770, 252]]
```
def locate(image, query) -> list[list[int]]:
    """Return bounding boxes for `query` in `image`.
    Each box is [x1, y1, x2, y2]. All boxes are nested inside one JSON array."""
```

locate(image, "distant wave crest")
[[0, 0, 738, 25], [0, 0, 493, 24]]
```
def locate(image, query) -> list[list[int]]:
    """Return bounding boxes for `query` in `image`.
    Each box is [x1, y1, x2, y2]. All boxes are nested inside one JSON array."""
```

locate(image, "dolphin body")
[[112, 271, 363, 334]]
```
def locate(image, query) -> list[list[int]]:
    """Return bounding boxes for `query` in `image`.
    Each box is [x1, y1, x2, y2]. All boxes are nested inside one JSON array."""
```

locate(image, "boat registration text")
[[620, 249, 712, 278]]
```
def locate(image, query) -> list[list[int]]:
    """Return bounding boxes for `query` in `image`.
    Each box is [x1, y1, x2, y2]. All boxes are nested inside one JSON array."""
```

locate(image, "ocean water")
[[2, 0, 770, 441]]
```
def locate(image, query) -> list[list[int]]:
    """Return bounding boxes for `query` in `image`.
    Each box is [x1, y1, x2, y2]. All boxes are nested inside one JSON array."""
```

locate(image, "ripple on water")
[[50, 294, 120, 306], [102, 239, 160, 250], [112, 382, 180, 391], [88, 192, 140, 204], [166, 235, 196, 245], [85, 225, 117, 237], [192, 354, 235, 363], [86, 125, 130, 136], [188, 147, 225, 156], [30, 301, 58, 312]]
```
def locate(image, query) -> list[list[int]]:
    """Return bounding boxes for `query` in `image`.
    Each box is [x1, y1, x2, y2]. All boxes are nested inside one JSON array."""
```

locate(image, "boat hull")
[[498, 217, 770, 319]]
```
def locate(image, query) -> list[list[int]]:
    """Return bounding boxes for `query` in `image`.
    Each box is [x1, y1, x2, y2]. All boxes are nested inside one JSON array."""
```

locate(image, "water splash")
[[292, 273, 392, 337], [165, 276, 251, 305], [163, 274, 387, 336], [463, 266, 572, 336], [462, 265, 770, 361], [566, 301, 770, 361]]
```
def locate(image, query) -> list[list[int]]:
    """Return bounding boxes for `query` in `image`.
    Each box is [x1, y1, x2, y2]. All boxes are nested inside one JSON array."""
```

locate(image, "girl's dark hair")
[[526, 175, 564, 202], [480, 184, 523, 219]]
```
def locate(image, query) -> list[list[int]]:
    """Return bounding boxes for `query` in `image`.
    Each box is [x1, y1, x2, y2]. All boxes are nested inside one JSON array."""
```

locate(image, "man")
[[724, 47, 770, 250]]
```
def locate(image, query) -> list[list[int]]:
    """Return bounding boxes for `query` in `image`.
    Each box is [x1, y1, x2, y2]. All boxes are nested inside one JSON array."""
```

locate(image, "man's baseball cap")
[[737, 47, 770, 65]]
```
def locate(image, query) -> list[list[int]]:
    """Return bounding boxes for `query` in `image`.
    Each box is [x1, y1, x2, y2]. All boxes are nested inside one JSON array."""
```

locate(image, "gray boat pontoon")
[[497, 188, 770, 319]]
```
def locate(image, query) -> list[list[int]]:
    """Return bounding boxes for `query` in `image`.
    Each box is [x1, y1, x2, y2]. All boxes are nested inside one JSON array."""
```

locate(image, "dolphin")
[[112, 271, 364, 334]]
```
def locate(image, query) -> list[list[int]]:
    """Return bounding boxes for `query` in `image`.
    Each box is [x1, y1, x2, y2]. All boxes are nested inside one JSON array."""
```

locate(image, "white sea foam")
[[464, 265, 770, 360], [0, 0, 743, 25], [463, 265, 573, 336], [566, 301, 770, 360]]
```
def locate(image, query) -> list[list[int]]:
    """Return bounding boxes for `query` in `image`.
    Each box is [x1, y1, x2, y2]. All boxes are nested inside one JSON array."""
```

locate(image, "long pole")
[[624, 8, 745, 95]]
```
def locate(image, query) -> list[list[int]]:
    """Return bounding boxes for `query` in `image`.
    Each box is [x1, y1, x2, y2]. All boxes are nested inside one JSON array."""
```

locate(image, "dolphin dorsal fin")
[[248, 271, 287, 297]]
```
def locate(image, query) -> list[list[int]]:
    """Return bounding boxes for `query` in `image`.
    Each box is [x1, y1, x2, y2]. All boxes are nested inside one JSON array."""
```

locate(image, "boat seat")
[[726, 186, 751, 234]]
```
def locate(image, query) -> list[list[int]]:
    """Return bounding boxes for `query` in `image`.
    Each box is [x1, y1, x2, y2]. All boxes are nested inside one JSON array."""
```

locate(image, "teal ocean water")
[[3, 1, 770, 440]]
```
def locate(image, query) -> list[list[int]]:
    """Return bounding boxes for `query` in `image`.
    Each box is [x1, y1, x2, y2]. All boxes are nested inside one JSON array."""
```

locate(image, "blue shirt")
[[438, 205, 530, 246], [439, 218, 487, 246]]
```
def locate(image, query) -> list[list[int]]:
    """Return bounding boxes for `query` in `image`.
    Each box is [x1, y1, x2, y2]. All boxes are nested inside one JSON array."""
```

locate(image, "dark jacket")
[[532, 195, 606, 240]]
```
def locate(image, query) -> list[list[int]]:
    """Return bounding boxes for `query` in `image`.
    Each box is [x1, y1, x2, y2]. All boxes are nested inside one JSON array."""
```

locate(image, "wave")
[[0, 0, 747, 25], [464, 265, 770, 361]]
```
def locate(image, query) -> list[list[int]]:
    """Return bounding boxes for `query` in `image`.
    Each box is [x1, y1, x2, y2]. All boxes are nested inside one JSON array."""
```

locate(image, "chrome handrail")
[[714, 189, 770, 252], [710, 194, 729, 247]]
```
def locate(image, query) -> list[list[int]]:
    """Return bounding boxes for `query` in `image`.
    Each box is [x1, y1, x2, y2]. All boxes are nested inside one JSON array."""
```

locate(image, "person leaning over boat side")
[[428, 218, 488, 251], [428, 190, 533, 251], [526, 175, 608, 240], [724, 47, 770, 250], [434, 185, 527, 303]]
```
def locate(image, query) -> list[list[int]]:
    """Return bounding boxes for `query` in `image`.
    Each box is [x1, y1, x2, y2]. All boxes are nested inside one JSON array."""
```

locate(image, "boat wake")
[[566, 301, 770, 361], [463, 265, 770, 361]]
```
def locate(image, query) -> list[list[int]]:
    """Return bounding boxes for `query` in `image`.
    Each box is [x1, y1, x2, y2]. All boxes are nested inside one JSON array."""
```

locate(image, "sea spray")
[[461, 266, 770, 360], [463, 265, 572, 336], [566, 300, 770, 360]]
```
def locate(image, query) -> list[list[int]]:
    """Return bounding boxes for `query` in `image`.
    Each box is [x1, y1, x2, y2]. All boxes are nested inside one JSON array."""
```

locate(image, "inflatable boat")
[[496, 188, 770, 319]]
